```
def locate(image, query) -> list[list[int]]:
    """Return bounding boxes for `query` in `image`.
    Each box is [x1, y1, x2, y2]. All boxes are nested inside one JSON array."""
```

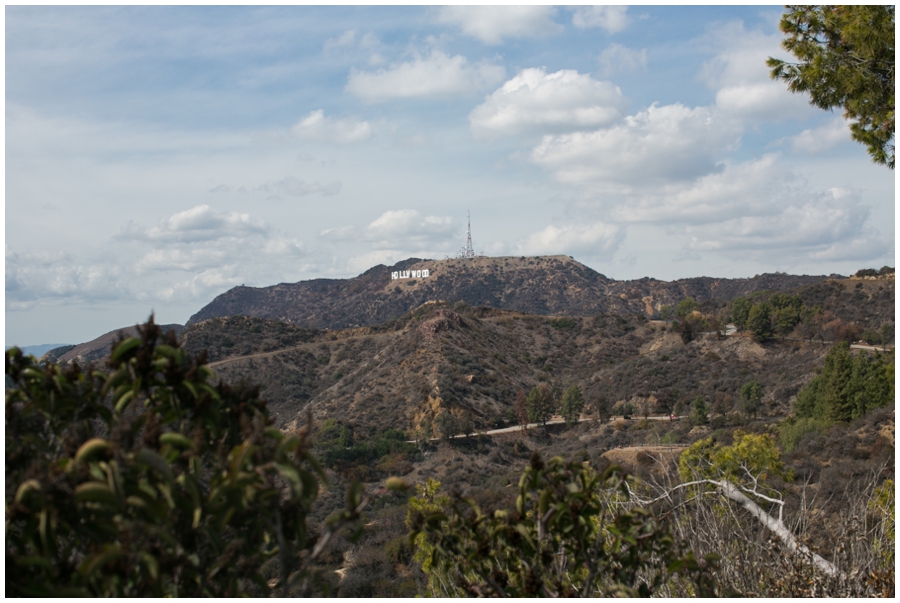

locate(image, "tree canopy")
[[768, 6, 895, 168], [526, 384, 556, 426], [559, 384, 585, 425]]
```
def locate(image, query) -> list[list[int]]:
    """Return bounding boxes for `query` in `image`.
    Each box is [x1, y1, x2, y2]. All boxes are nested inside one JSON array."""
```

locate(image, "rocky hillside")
[[186, 255, 832, 329]]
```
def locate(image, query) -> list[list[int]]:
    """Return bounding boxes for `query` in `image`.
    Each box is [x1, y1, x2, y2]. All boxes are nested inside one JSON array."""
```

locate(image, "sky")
[[5, 5, 895, 347]]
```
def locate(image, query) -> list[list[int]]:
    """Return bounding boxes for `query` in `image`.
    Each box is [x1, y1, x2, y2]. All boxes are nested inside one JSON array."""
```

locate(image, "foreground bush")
[[5, 318, 367, 597], [407, 454, 718, 597]]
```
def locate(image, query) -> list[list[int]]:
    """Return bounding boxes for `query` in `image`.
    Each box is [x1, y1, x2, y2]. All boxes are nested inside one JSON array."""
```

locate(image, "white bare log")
[[715, 480, 841, 578], [629, 478, 842, 579]]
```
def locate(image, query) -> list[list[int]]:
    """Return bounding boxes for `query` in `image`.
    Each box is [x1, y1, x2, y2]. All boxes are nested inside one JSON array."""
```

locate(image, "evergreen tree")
[[739, 380, 764, 419], [793, 343, 894, 423], [691, 395, 709, 426], [768, 6, 895, 168]]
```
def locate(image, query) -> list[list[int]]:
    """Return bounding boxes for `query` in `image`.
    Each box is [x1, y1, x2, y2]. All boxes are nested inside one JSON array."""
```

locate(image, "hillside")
[[185, 255, 832, 329], [185, 302, 838, 432]]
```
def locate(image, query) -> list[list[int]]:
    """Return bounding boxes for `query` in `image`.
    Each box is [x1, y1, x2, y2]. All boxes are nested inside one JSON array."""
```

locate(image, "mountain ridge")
[[186, 255, 834, 330]]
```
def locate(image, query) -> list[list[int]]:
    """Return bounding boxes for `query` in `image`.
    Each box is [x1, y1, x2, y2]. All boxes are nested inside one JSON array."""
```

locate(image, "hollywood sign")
[[392, 269, 430, 280]]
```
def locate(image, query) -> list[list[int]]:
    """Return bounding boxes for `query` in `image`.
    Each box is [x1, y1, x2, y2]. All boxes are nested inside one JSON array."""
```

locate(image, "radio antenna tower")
[[465, 210, 475, 258]]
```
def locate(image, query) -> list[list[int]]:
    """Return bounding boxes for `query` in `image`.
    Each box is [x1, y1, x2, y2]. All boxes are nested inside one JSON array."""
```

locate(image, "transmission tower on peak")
[[457, 210, 476, 258]]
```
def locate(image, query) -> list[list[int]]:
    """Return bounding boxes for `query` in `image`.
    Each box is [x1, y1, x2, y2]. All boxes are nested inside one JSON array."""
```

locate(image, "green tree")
[[674, 315, 701, 344], [339, 424, 354, 447], [5, 318, 372, 597], [731, 297, 751, 331], [691, 395, 709, 426], [768, 6, 895, 168], [794, 342, 894, 423], [559, 385, 585, 425], [674, 297, 700, 318], [408, 454, 718, 597], [435, 411, 460, 440], [747, 302, 773, 342], [679, 430, 788, 486], [526, 384, 556, 426], [739, 380, 764, 419], [458, 410, 474, 438], [591, 394, 610, 423]]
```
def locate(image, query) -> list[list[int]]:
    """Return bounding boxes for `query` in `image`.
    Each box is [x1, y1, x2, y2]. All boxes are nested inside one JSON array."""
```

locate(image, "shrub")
[[407, 455, 718, 597], [5, 318, 370, 597], [779, 416, 828, 452]]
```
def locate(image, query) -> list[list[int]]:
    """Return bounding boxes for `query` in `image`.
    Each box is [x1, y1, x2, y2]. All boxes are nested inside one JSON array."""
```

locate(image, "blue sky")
[[5, 5, 895, 347]]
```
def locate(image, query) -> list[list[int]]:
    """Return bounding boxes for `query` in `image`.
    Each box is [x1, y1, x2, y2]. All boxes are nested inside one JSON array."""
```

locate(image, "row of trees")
[[794, 343, 894, 423], [780, 342, 894, 452], [731, 293, 820, 342], [666, 292, 880, 345], [512, 384, 587, 428]]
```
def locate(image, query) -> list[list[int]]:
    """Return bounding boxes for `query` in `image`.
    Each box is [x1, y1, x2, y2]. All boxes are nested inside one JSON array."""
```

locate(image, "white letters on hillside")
[[391, 269, 429, 280]]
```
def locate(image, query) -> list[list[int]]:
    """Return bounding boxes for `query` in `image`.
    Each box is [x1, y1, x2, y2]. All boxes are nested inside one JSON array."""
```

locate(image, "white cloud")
[[531, 103, 742, 187], [685, 186, 891, 262], [700, 21, 811, 121], [134, 247, 229, 274], [686, 188, 893, 262], [364, 209, 457, 250], [321, 209, 458, 252], [571, 6, 630, 33], [7, 205, 319, 309], [515, 221, 624, 259], [258, 176, 341, 198], [324, 29, 356, 51], [346, 50, 505, 101], [788, 118, 851, 155], [469, 68, 626, 136], [610, 155, 790, 225], [122, 204, 270, 243], [436, 6, 562, 45], [6, 247, 127, 309], [290, 109, 372, 143], [597, 43, 647, 76]]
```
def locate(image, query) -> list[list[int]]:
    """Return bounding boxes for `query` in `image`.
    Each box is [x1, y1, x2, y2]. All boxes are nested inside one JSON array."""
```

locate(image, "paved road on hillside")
[[408, 415, 686, 443]]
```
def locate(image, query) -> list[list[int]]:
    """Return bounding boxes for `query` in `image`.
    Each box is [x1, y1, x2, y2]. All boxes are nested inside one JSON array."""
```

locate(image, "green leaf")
[[74, 482, 118, 506], [110, 337, 141, 363], [159, 432, 195, 451], [135, 448, 174, 483]]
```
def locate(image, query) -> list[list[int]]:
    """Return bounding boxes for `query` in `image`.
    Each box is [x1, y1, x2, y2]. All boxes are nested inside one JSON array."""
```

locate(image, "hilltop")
[[186, 255, 832, 329]]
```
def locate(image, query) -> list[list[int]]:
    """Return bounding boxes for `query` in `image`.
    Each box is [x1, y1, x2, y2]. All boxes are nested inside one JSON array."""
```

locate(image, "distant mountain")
[[7, 343, 72, 358], [186, 255, 833, 330], [47, 323, 184, 365]]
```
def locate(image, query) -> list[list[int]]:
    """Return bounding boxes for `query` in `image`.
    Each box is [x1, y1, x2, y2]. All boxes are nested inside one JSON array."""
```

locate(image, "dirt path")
[[208, 346, 305, 368]]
